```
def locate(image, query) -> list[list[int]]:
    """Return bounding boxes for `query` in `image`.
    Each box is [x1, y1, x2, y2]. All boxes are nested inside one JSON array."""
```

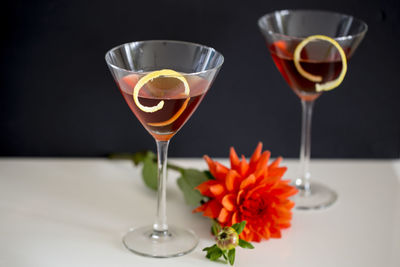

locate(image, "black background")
[[1, 0, 399, 158]]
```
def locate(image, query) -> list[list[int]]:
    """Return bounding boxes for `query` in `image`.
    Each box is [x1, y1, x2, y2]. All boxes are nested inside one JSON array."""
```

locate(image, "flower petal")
[[203, 199, 222, 218], [230, 147, 240, 169], [209, 183, 226, 197], [272, 206, 293, 220], [249, 142, 263, 166], [248, 225, 263, 242], [217, 207, 232, 223], [195, 180, 218, 197], [214, 162, 229, 180], [240, 227, 254, 242], [259, 174, 280, 186], [270, 183, 298, 199], [269, 156, 282, 169], [278, 222, 291, 229], [254, 164, 268, 180], [236, 189, 245, 204], [222, 194, 236, 211], [255, 151, 271, 171], [225, 169, 241, 192], [269, 227, 282, 238], [244, 183, 270, 200], [204, 155, 229, 181], [231, 211, 239, 225], [239, 155, 249, 176], [268, 166, 287, 179], [262, 226, 271, 240], [239, 174, 256, 190], [203, 155, 216, 175], [192, 203, 206, 213], [284, 200, 296, 210]]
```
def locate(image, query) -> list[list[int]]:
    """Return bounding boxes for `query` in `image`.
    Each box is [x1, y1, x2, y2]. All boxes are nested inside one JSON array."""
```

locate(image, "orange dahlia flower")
[[193, 143, 298, 242]]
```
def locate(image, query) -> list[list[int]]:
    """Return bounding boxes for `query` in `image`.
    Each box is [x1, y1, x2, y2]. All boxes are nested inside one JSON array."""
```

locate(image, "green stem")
[[166, 162, 185, 172]]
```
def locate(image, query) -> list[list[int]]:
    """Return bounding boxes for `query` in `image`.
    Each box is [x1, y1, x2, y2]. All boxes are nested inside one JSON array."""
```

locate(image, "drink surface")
[[118, 74, 209, 141], [269, 41, 344, 101]]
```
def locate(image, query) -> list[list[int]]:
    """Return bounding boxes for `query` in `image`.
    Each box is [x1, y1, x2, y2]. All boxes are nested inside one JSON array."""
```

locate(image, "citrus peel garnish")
[[147, 95, 190, 127], [293, 35, 347, 92], [133, 69, 190, 113], [133, 69, 190, 127]]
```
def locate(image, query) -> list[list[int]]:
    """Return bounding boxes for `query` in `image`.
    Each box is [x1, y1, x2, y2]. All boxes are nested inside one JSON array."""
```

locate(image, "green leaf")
[[222, 250, 228, 260], [203, 244, 218, 252], [133, 150, 155, 165], [177, 178, 204, 206], [184, 169, 210, 187], [211, 220, 222, 236], [177, 169, 209, 206], [142, 155, 158, 190], [228, 248, 235, 265], [232, 221, 247, 235], [204, 170, 215, 180], [238, 239, 254, 249], [209, 249, 222, 261], [203, 245, 222, 261]]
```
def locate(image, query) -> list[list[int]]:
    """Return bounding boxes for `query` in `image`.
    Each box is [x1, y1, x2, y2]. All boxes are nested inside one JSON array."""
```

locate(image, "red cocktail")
[[118, 74, 209, 141]]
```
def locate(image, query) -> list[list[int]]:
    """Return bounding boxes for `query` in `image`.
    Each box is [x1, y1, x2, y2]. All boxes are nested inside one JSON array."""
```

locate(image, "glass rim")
[[105, 40, 224, 76], [258, 9, 368, 41]]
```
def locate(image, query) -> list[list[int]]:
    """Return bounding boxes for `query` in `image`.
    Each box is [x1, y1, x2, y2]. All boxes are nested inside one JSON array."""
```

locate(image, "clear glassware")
[[105, 40, 223, 257], [258, 10, 367, 210]]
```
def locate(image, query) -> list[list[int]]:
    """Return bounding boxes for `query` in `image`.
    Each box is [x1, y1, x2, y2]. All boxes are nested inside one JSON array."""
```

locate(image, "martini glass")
[[105, 40, 223, 257], [258, 10, 367, 210]]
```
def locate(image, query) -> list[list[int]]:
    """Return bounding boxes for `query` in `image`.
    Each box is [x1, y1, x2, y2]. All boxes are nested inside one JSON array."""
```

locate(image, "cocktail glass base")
[[292, 182, 338, 210], [123, 225, 198, 258]]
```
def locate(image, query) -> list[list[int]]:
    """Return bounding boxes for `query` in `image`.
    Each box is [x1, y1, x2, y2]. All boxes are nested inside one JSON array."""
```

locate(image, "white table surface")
[[0, 158, 399, 267]]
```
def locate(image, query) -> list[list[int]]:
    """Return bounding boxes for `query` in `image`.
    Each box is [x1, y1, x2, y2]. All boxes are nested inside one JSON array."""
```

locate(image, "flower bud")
[[216, 227, 239, 250]]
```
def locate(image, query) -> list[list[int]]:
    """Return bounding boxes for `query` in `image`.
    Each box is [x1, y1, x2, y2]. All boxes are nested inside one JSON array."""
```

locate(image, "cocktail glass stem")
[[153, 140, 170, 235], [295, 99, 314, 196]]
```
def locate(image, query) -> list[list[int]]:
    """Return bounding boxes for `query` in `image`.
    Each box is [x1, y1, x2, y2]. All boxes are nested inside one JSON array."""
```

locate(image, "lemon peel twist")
[[293, 35, 348, 92], [133, 69, 190, 127], [147, 96, 190, 127]]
